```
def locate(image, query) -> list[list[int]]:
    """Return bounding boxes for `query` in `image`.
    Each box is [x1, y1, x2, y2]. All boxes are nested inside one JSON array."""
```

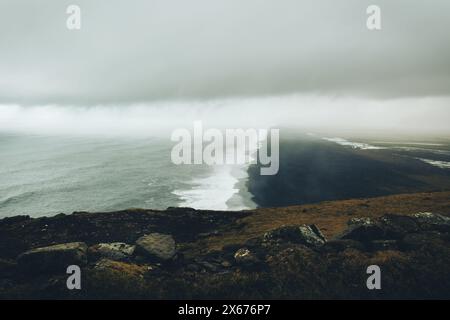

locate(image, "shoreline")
[[247, 135, 450, 208]]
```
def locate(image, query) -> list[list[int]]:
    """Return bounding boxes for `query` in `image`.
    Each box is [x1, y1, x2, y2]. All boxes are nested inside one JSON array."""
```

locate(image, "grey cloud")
[[0, 0, 449, 105]]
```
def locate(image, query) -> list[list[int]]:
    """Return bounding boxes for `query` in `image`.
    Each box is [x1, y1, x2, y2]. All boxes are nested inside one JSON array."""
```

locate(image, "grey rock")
[[348, 217, 373, 226], [234, 248, 260, 267], [93, 258, 117, 271], [298, 225, 327, 247], [263, 224, 326, 247], [135, 233, 176, 262], [89, 242, 135, 261], [339, 221, 385, 243], [412, 212, 450, 233], [310, 224, 327, 242], [17, 242, 87, 274], [379, 215, 419, 239]]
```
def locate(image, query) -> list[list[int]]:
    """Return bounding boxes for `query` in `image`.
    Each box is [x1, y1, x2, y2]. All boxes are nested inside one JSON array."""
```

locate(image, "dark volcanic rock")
[[17, 242, 87, 274], [0, 208, 249, 260], [88, 242, 135, 262], [234, 248, 260, 267], [338, 222, 385, 242], [340, 213, 450, 243], [263, 224, 326, 247], [378, 215, 419, 239], [135, 233, 176, 262], [348, 217, 373, 226], [412, 212, 450, 233]]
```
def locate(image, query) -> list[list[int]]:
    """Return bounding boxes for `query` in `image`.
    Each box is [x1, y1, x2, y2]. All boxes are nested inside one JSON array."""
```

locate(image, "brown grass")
[[190, 191, 450, 255]]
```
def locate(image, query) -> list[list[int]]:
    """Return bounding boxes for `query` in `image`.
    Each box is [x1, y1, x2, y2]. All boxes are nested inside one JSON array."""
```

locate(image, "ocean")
[[1, 131, 450, 218], [0, 133, 256, 218]]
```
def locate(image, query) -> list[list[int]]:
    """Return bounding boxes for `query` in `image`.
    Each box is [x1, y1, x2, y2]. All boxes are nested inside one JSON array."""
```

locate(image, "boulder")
[[88, 242, 135, 261], [339, 219, 384, 243], [298, 225, 327, 247], [310, 224, 327, 242], [378, 215, 419, 239], [17, 242, 87, 274], [412, 212, 450, 233], [135, 233, 176, 262], [234, 248, 260, 267], [94, 259, 150, 278], [263, 224, 326, 247], [348, 217, 373, 226]]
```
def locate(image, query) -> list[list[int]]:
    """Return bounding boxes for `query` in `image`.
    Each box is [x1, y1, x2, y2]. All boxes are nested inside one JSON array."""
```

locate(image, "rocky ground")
[[1, 191, 450, 299]]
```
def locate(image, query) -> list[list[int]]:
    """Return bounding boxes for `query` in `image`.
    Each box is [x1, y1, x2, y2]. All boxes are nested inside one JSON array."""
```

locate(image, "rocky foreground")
[[1, 192, 450, 299]]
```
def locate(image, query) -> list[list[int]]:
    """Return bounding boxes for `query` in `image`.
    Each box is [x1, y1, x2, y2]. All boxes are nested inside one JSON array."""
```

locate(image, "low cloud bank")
[[1, 94, 449, 137]]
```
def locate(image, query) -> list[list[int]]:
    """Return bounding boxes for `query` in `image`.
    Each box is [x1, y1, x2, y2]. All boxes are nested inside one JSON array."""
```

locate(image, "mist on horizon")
[[1, 94, 449, 138]]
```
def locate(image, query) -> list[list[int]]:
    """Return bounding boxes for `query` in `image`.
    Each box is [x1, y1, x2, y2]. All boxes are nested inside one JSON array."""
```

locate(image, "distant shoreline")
[[247, 135, 450, 207]]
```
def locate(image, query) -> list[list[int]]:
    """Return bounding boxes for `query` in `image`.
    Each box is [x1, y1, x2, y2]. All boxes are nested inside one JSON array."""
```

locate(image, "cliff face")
[[1, 191, 450, 299]]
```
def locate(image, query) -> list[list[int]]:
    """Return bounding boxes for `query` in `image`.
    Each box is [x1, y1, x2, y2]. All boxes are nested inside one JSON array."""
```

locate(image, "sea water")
[[0, 133, 256, 218]]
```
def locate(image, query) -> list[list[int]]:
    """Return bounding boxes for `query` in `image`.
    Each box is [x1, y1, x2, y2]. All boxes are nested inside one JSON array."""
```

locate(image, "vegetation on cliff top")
[[1, 191, 450, 299]]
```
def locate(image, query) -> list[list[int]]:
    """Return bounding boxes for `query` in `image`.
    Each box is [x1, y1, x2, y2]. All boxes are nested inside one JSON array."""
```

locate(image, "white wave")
[[172, 141, 259, 211], [392, 146, 450, 156], [322, 137, 384, 150], [373, 141, 444, 146], [172, 165, 241, 211], [417, 158, 450, 169]]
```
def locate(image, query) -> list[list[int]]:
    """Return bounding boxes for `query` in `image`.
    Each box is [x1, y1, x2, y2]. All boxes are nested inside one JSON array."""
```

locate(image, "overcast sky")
[[0, 1, 449, 136], [0, 0, 449, 105]]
